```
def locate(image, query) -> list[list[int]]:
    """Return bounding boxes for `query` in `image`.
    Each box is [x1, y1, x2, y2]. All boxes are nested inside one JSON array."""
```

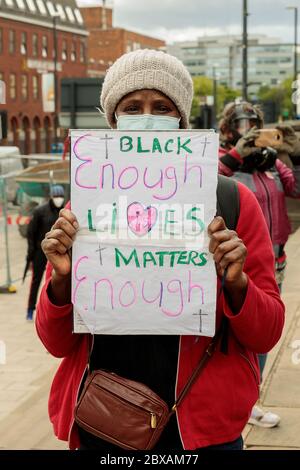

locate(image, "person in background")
[[36, 50, 284, 451], [26, 185, 65, 321], [218, 101, 300, 428]]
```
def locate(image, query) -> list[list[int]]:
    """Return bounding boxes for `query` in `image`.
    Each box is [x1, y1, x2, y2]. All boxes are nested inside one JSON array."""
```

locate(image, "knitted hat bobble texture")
[[100, 49, 194, 129]]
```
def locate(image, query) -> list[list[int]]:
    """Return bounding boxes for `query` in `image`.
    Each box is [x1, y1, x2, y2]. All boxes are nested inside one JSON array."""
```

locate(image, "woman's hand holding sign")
[[208, 216, 248, 313], [41, 208, 78, 305]]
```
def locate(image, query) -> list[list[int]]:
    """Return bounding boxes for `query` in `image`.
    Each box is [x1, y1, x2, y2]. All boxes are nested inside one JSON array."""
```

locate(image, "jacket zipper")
[[174, 336, 185, 449], [257, 172, 273, 239], [67, 334, 94, 447], [239, 352, 259, 388]]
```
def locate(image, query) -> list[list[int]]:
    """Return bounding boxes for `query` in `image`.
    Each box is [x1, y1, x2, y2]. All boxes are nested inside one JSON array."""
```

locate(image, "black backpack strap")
[[216, 175, 240, 354], [216, 175, 240, 230]]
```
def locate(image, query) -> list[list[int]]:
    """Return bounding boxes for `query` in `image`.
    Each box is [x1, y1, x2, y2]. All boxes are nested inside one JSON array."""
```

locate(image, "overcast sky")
[[77, 0, 300, 44]]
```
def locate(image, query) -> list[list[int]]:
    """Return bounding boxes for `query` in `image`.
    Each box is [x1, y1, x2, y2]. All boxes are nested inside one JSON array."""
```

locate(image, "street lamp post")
[[52, 13, 60, 150], [287, 6, 298, 119], [242, 0, 248, 101], [212, 66, 218, 128]]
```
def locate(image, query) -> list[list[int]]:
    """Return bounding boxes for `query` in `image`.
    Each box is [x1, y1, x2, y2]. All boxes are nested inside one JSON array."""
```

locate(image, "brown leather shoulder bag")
[[74, 330, 222, 451]]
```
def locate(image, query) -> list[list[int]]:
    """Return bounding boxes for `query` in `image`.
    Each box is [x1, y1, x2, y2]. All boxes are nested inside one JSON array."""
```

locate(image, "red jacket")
[[36, 183, 285, 450], [219, 147, 300, 246]]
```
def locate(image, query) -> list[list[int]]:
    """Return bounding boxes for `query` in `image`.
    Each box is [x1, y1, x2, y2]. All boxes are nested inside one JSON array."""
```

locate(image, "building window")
[[32, 75, 39, 99], [16, 0, 26, 9], [9, 74, 16, 100], [37, 0, 47, 15], [26, 0, 37, 12], [9, 30, 16, 55], [42, 35, 48, 58], [21, 74, 28, 101], [74, 8, 84, 25], [0, 72, 4, 103], [21, 32, 27, 55], [66, 6, 75, 23], [56, 4, 66, 21], [0, 28, 3, 54], [80, 41, 85, 63], [62, 40, 68, 61], [32, 34, 38, 57], [46, 1, 57, 16], [71, 42, 76, 62]]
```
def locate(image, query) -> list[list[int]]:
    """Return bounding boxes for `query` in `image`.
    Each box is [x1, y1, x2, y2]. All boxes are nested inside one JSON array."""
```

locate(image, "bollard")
[[0, 176, 17, 293]]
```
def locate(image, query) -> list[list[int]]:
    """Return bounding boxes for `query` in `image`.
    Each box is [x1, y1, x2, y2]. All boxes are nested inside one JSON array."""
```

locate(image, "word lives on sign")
[[70, 129, 219, 336]]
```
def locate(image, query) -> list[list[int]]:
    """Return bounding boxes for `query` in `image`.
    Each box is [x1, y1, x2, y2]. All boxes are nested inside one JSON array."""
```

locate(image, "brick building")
[[0, 0, 88, 153], [80, 5, 165, 78]]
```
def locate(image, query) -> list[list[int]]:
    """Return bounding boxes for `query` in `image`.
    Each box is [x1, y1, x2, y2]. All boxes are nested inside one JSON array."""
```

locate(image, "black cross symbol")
[[95, 244, 107, 266], [100, 133, 114, 159], [201, 136, 211, 157], [193, 309, 208, 333]]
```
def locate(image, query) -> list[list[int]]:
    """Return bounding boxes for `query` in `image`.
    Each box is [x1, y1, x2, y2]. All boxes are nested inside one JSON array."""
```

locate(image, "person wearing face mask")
[[36, 50, 284, 451], [219, 102, 300, 428], [25, 185, 65, 321]]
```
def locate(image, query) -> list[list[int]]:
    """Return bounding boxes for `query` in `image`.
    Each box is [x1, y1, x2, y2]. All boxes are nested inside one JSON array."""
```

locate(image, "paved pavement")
[[0, 218, 66, 450], [0, 211, 300, 450], [243, 226, 300, 450]]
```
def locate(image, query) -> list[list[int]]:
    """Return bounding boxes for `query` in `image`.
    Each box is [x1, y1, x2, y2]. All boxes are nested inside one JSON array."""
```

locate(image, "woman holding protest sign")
[[36, 49, 284, 451]]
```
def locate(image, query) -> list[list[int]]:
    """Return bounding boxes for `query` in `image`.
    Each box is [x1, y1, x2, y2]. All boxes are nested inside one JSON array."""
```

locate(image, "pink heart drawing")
[[127, 202, 158, 236]]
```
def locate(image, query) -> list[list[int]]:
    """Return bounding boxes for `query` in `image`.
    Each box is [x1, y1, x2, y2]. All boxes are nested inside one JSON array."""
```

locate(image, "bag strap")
[[216, 175, 240, 230], [170, 317, 226, 414], [216, 175, 240, 354]]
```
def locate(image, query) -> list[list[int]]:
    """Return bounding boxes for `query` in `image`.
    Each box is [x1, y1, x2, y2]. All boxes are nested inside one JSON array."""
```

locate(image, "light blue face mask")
[[115, 114, 181, 130]]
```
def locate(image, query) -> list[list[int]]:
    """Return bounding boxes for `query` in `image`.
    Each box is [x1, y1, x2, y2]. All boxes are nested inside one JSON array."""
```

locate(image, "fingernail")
[[73, 221, 79, 229]]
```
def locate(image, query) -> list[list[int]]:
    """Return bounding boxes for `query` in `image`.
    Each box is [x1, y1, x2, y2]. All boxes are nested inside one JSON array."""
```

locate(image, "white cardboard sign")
[[71, 130, 219, 336]]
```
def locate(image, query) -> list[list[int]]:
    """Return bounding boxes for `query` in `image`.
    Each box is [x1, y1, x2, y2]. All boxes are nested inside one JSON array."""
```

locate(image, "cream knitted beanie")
[[100, 49, 194, 129]]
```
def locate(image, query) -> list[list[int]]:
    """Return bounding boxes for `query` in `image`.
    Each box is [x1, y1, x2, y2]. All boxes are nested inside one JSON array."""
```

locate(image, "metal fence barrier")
[[0, 175, 16, 294]]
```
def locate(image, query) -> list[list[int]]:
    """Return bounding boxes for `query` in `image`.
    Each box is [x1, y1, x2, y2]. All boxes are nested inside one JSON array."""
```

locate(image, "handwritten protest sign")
[[71, 130, 219, 336]]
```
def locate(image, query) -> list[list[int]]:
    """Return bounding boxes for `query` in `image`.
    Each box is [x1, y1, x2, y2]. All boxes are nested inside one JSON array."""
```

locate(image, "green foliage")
[[191, 76, 213, 118], [191, 76, 239, 120], [192, 75, 295, 122], [257, 77, 294, 119]]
